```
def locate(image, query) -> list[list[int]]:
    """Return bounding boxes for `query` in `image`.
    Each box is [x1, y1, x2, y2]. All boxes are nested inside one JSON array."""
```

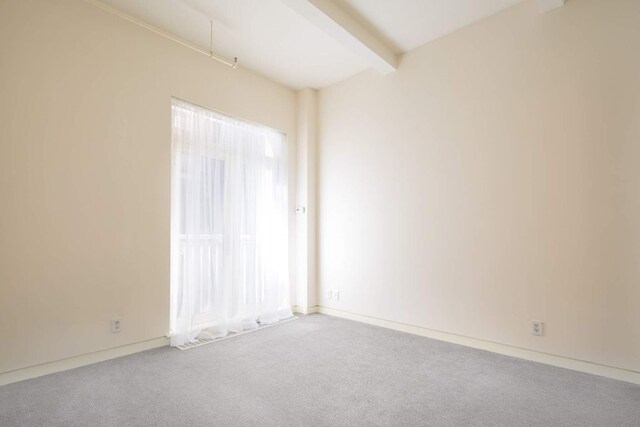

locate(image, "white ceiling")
[[336, 0, 524, 53], [96, 0, 524, 90]]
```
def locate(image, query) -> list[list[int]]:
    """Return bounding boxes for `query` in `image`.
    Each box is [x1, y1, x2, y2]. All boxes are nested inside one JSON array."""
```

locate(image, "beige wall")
[[318, 0, 640, 373], [0, 0, 296, 373], [295, 89, 318, 311]]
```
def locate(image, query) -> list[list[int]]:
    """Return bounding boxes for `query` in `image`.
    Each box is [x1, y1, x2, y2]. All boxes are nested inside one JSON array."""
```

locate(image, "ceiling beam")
[[537, 0, 564, 13], [282, 0, 398, 74]]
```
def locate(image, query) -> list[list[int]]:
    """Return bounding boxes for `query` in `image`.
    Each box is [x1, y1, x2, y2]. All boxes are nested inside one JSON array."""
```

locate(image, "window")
[[170, 99, 291, 347]]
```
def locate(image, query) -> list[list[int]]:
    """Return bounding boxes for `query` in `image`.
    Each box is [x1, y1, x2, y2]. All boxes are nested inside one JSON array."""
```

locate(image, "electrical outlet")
[[531, 320, 543, 336], [111, 318, 122, 333], [333, 291, 340, 301], [327, 290, 333, 300]]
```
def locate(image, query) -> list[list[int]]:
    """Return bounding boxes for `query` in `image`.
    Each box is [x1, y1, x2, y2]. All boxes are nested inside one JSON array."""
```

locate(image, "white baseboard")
[[2, 310, 309, 387], [0, 337, 169, 387], [4, 308, 638, 387], [317, 306, 640, 386], [292, 305, 319, 315]]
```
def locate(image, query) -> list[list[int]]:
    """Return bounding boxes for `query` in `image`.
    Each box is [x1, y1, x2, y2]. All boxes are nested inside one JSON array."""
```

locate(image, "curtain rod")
[[172, 97, 287, 136], [82, 0, 238, 69]]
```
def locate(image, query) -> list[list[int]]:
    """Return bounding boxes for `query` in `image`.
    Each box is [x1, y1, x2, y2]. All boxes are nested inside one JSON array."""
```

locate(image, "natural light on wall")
[[170, 99, 292, 347]]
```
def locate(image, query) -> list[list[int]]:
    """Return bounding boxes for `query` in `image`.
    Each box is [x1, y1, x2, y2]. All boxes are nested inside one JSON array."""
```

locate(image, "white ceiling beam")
[[537, 0, 564, 14], [282, 0, 398, 74]]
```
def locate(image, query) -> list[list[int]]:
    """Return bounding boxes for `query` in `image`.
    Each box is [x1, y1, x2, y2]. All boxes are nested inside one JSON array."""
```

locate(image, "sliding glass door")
[[170, 99, 291, 347]]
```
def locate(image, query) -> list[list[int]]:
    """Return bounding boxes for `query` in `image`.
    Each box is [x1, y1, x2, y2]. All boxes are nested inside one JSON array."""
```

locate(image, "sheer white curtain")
[[170, 99, 292, 347]]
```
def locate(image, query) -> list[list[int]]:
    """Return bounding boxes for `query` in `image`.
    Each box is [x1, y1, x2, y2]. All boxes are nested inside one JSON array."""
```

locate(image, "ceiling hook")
[[209, 19, 214, 57]]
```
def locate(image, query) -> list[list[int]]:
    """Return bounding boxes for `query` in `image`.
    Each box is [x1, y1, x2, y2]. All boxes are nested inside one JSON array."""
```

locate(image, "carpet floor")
[[1, 314, 639, 426]]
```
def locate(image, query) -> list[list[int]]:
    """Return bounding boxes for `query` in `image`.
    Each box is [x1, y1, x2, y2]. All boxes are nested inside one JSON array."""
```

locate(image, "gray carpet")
[[1, 314, 639, 427]]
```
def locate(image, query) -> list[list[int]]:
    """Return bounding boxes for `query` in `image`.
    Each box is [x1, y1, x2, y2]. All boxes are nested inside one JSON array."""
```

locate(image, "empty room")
[[1, 0, 639, 425]]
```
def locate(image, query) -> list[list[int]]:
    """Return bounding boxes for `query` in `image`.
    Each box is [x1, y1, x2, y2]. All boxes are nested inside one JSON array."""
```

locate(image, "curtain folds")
[[170, 99, 291, 347]]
